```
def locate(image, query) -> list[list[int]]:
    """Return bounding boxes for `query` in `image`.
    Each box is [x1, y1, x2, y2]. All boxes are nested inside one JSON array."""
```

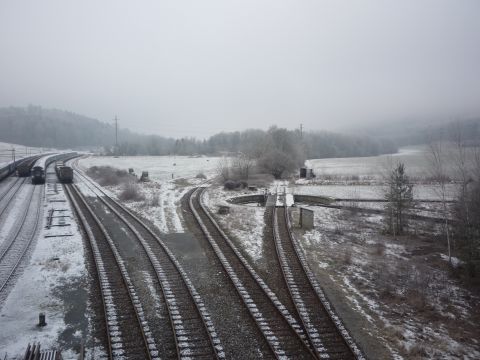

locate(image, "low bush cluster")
[[224, 179, 248, 190], [86, 166, 131, 186], [119, 182, 145, 202]]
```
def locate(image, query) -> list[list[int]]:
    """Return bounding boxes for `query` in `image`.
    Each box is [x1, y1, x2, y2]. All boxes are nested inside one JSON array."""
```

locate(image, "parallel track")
[[273, 206, 362, 359], [0, 178, 27, 219], [72, 166, 223, 359], [0, 184, 42, 296], [65, 183, 155, 360], [188, 187, 315, 359]]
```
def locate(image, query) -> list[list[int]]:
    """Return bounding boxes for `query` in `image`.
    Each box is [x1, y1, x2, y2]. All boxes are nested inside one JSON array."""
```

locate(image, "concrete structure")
[[300, 167, 315, 179], [299, 207, 314, 229]]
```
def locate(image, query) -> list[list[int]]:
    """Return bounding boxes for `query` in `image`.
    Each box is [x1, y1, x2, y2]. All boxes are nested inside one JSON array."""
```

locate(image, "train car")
[[55, 162, 73, 183], [17, 161, 32, 177], [31, 166, 46, 184]]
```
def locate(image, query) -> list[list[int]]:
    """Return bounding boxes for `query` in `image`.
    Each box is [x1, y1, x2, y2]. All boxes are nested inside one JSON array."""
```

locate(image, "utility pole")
[[300, 124, 303, 139], [114, 115, 118, 156], [5, 148, 15, 162]]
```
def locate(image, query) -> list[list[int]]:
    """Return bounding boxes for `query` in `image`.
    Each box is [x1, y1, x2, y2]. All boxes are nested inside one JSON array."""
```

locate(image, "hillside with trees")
[[0, 106, 398, 159]]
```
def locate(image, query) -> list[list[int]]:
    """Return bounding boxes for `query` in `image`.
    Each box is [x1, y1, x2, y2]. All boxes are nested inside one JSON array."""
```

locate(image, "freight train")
[[0, 155, 43, 182], [55, 161, 74, 183], [31, 153, 78, 185]]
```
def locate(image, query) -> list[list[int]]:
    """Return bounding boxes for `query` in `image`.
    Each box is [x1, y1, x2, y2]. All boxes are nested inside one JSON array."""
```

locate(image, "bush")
[[196, 173, 207, 179], [87, 166, 131, 186], [119, 182, 145, 201], [224, 180, 238, 190]]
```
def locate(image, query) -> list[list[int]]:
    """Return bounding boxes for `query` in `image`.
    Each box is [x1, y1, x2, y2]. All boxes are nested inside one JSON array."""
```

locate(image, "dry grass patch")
[[119, 182, 145, 202]]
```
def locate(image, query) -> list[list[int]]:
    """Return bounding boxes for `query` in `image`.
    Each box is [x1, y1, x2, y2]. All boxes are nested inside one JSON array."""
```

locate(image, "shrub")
[[87, 166, 131, 186], [196, 173, 207, 179], [119, 182, 145, 201], [224, 180, 238, 190]]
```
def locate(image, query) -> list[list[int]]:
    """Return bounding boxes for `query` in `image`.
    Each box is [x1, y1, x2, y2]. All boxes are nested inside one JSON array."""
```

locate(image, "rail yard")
[[0, 152, 478, 359]]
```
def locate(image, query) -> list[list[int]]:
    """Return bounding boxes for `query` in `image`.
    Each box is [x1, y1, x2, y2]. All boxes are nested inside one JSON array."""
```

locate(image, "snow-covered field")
[[79, 155, 221, 181], [307, 145, 479, 181], [78, 155, 223, 234], [293, 183, 458, 201], [306, 146, 429, 178]]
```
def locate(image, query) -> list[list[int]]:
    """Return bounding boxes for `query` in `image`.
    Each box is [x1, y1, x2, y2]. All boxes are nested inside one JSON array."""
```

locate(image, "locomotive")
[[31, 166, 46, 184]]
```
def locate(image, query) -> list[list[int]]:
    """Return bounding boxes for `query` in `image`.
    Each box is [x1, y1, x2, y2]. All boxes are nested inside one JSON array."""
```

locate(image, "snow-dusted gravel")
[[0, 168, 90, 359]]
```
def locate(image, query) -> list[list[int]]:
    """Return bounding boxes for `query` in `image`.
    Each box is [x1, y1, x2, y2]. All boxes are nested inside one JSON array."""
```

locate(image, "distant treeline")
[[357, 117, 480, 147], [0, 106, 397, 158]]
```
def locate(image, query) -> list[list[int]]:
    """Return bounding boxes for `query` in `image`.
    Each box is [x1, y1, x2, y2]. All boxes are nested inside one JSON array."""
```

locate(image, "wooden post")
[[38, 313, 47, 327]]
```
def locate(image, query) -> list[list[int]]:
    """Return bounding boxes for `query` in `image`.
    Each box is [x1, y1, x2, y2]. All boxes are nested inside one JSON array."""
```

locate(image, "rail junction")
[[0, 154, 363, 359]]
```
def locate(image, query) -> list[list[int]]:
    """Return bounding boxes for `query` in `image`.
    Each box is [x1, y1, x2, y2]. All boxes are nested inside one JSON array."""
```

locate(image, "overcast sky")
[[1, 1, 479, 138]]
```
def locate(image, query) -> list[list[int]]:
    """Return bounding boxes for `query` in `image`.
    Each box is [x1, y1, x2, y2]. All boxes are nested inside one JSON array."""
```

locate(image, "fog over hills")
[[0, 105, 399, 157], [2, 105, 479, 159]]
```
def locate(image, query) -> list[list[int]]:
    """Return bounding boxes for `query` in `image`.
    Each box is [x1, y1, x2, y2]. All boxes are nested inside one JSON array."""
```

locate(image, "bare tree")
[[427, 139, 453, 264], [216, 157, 231, 181], [231, 153, 255, 180]]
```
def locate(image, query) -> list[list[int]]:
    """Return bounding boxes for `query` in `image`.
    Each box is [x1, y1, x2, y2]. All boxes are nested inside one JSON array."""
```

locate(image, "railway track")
[[273, 206, 363, 359], [71, 165, 224, 359], [64, 183, 156, 359], [0, 177, 27, 219], [188, 187, 316, 359], [0, 183, 42, 298]]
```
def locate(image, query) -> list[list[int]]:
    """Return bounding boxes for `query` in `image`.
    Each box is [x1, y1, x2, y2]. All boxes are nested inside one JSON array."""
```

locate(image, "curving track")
[[273, 206, 363, 359], [188, 187, 316, 359], [65, 183, 156, 359], [69, 160, 223, 359]]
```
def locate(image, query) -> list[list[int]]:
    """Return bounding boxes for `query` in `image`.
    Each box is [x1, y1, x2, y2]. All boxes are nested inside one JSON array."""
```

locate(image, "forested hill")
[[0, 106, 397, 158], [0, 106, 131, 149]]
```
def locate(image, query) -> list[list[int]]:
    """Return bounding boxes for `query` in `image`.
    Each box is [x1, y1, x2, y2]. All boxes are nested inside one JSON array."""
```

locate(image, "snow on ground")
[[78, 155, 222, 234], [80, 155, 221, 181], [0, 171, 90, 359], [203, 187, 266, 262], [293, 183, 458, 201], [0, 142, 53, 168], [294, 204, 480, 359], [306, 146, 427, 178], [0, 180, 30, 249], [306, 145, 474, 180]]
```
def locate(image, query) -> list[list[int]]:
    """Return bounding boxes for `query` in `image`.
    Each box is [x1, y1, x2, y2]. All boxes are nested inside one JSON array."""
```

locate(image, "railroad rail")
[[71, 164, 224, 359], [0, 183, 42, 297], [64, 183, 156, 359], [189, 187, 316, 359], [273, 206, 364, 359], [0, 178, 27, 219]]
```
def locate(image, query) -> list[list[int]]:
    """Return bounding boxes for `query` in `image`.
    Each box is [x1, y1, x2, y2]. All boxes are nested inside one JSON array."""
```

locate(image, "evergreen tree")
[[384, 163, 414, 235]]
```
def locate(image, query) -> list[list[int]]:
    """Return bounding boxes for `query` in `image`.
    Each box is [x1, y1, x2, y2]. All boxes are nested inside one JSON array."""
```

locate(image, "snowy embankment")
[[295, 204, 480, 359], [0, 142, 54, 168], [78, 155, 221, 234]]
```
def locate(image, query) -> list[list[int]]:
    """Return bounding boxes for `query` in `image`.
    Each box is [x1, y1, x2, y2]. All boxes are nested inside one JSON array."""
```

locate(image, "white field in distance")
[[79, 155, 223, 181]]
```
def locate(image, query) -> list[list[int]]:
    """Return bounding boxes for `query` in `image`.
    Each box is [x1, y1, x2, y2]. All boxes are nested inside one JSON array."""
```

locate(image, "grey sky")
[[1, 1, 479, 138]]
